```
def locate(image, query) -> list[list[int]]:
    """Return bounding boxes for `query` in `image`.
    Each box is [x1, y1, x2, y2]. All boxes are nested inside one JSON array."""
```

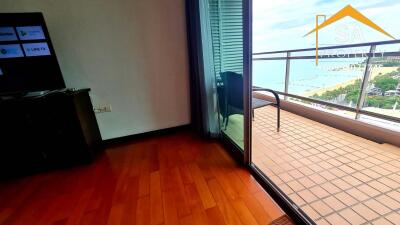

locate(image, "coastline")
[[303, 67, 399, 97]]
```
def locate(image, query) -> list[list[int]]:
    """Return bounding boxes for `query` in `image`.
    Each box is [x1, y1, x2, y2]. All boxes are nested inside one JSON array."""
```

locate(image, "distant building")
[[384, 86, 400, 96], [367, 84, 383, 96], [386, 56, 400, 60], [368, 87, 383, 96], [381, 84, 400, 97], [385, 90, 397, 96]]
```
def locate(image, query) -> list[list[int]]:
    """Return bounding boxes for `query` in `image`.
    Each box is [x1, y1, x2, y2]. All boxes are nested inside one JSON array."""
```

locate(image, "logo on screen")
[[0, 27, 18, 42], [19, 30, 28, 37], [0, 31, 14, 37], [0, 44, 24, 58], [22, 43, 51, 57], [16, 26, 45, 40]]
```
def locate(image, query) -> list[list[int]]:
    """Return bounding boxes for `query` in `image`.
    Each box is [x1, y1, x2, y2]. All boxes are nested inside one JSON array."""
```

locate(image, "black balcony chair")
[[217, 71, 280, 132]]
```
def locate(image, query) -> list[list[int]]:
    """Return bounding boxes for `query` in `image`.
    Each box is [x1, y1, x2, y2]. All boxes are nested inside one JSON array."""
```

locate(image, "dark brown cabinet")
[[0, 89, 102, 178]]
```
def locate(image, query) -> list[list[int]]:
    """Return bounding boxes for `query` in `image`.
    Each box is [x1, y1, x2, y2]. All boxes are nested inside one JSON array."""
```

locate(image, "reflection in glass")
[[209, 0, 244, 149], [290, 58, 366, 108], [360, 55, 400, 131], [253, 60, 286, 92]]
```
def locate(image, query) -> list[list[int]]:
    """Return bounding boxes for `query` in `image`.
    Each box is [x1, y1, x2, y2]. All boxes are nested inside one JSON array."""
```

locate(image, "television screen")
[[0, 13, 65, 94]]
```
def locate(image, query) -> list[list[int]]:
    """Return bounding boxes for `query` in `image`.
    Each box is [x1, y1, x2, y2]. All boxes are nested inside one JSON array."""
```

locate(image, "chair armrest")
[[252, 88, 280, 106]]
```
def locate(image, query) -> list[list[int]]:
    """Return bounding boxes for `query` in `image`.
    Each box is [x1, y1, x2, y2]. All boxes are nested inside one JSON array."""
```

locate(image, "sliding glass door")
[[249, 1, 400, 225], [202, 0, 245, 151]]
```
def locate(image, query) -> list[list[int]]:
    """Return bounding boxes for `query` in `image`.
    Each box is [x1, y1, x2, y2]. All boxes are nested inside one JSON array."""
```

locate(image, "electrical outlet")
[[104, 104, 112, 112], [94, 104, 112, 113]]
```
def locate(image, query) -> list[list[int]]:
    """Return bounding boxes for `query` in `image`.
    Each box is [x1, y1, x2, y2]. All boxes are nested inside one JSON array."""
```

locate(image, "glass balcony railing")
[[253, 40, 400, 131]]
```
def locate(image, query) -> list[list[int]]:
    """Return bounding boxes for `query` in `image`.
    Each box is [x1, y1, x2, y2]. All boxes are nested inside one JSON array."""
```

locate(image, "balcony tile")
[[351, 203, 379, 221], [357, 184, 380, 197], [288, 193, 306, 207], [339, 208, 366, 225], [310, 200, 333, 216], [386, 191, 400, 204], [334, 192, 357, 206], [346, 188, 369, 201], [297, 176, 316, 189], [331, 179, 352, 190], [378, 177, 400, 189], [376, 194, 400, 209], [308, 174, 327, 185], [298, 189, 318, 203], [287, 180, 305, 192], [364, 199, 391, 215], [385, 212, 400, 224], [342, 175, 362, 186], [367, 180, 391, 193], [302, 205, 320, 220], [320, 182, 340, 195], [372, 218, 393, 225], [252, 107, 400, 224], [325, 213, 351, 225], [314, 218, 330, 225], [322, 196, 346, 211], [309, 186, 330, 199]]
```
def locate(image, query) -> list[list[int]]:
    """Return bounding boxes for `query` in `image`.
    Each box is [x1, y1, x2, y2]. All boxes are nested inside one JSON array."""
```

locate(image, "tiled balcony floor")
[[252, 107, 400, 225]]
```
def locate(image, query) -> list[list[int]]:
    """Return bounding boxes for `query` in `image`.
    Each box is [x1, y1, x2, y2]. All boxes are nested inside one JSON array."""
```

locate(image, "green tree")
[[373, 74, 398, 92], [345, 90, 360, 103], [365, 96, 400, 109], [313, 71, 400, 109]]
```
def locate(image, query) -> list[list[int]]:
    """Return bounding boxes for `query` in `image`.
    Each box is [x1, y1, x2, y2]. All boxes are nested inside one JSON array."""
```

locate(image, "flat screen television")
[[0, 13, 65, 95]]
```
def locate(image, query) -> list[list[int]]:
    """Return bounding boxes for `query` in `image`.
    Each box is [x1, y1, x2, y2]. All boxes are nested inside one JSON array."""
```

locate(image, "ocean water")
[[253, 58, 365, 95]]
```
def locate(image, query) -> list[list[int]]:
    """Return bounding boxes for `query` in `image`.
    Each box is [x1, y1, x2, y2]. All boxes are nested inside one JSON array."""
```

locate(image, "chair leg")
[[277, 106, 281, 132], [225, 115, 229, 129]]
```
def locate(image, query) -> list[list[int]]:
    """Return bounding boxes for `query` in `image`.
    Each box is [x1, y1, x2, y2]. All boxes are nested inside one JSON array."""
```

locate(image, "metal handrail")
[[255, 90, 400, 123], [253, 51, 400, 61], [252, 40, 400, 124], [253, 39, 400, 55]]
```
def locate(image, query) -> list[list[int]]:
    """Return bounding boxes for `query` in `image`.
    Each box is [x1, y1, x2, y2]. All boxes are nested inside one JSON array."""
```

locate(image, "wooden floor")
[[0, 131, 284, 225]]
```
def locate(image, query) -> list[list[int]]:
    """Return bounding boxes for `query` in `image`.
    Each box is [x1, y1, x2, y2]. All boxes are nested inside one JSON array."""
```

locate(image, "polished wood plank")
[[0, 208, 12, 225], [188, 163, 217, 209], [231, 200, 259, 225], [207, 179, 243, 225], [162, 189, 179, 225], [106, 204, 124, 225], [240, 193, 273, 225], [205, 207, 227, 225], [0, 131, 285, 225], [136, 196, 150, 225], [254, 192, 285, 221], [171, 167, 191, 217], [149, 171, 163, 225]]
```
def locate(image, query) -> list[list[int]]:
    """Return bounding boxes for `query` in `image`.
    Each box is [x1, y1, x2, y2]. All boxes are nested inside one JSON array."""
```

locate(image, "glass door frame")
[[242, 1, 315, 224]]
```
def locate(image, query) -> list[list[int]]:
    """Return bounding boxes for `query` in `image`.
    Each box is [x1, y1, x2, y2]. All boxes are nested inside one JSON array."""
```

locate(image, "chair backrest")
[[220, 71, 243, 111]]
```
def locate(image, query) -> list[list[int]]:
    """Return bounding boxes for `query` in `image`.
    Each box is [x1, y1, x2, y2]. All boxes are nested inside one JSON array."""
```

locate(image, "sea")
[[253, 58, 366, 95]]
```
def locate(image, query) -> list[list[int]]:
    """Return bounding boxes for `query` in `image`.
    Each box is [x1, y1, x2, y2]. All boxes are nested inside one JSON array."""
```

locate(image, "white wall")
[[1, 0, 191, 140]]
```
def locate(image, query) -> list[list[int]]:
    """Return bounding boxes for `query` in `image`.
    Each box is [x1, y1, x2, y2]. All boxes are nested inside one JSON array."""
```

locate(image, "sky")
[[253, 0, 400, 53]]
